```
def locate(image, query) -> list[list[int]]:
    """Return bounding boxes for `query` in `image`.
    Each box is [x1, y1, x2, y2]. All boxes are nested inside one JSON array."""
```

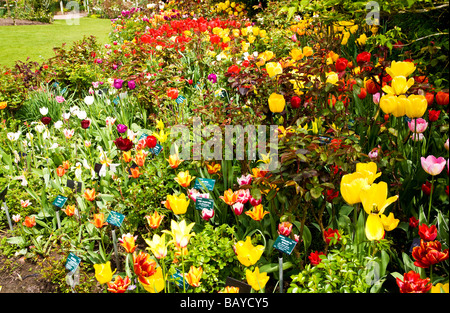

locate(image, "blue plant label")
[[65, 252, 81, 272], [194, 178, 215, 191], [138, 133, 148, 142], [52, 195, 68, 208], [195, 197, 214, 211], [171, 268, 189, 289], [106, 211, 125, 227], [176, 95, 186, 104], [273, 235, 297, 255], [150, 143, 163, 156]]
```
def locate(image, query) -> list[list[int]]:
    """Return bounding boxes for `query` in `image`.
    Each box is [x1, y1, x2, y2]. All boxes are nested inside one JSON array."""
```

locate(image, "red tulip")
[[357, 87, 367, 99], [428, 109, 440, 122], [396, 270, 432, 293], [324, 228, 341, 245], [418, 224, 437, 241], [425, 92, 434, 106], [145, 135, 157, 149], [290, 96, 301, 108], [356, 51, 371, 64], [167, 87, 179, 100], [412, 240, 449, 268], [435, 91, 449, 106], [335, 57, 348, 72], [308, 251, 326, 266]]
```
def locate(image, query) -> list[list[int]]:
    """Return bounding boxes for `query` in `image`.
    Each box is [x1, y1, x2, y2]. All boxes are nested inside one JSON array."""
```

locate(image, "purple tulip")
[[207, 73, 217, 83], [116, 124, 128, 134], [113, 78, 123, 89], [127, 80, 136, 90]]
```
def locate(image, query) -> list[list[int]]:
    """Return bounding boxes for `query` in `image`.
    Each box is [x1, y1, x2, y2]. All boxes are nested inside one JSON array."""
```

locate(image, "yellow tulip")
[[174, 170, 195, 187], [259, 29, 267, 37], [232, 29, 240, 37], [356, 162, 381, 185], [356, 33, 367, 45], [235, 236, 264, 267], [431, 283, 449, 293], [246, 267, 269, 291], [302, 46, 313, 57], [385, 60, 416, 78], [247, 35, 256, 43], [405, 94, 427, 119], [185, 266, 203, 287], [326, 71, 339, 85], [359, 181, 399, 241], [380, 212, 399, 231], [380, 94, 407, 118], [145, 233, 168, 259], [166, 193, 190, 215], [290, 48, 303, 61], [94, 261, 116, 284], [382, 76, 415, 95], [167, 154, 183, 169], [141, 267, 165, 293], [152, 129, 169, 143], [268, 93, 286, 113], [244, 204, 270, 221], [340, 172, 370, 205], [265, 62, 283, 78], [162, 219, 195, 249]]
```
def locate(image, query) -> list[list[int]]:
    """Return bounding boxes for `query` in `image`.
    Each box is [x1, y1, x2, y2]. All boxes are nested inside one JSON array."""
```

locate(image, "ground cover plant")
[[0, 0, 448, 294]]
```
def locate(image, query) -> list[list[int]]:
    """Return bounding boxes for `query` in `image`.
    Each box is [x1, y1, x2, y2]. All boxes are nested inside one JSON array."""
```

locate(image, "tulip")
[[116, 124, 128, 134], [444, 138, 449, 151], [290, 48, 303, 61], [235, 236, 264, 267], [207, 73, 217, 83], [94, 261, 115, 284], [268, 93, 285, 113], [246, 267, 269, 291], [201, 208, 215, 221], [365, 79, 380, 94], [340, 172, 370, 205], [396, 270, 432, 293], [380, 212, 399, 231], [385, 60, 416, 78], [140, 267, 165, 293], [167, 87, 179, 99], [145, 135, 157, 148], [83, 188, 96, 201], [114, 137, 134, 151], [220, 189, 238, 206], [206, 163, 221, 174], [145, 211, 164, 229], [174, 170, 195, 187], [107, 275, 131, 293], [145, 233, 168, 259], [421, 155, 446, 176], [359, 181, 399, 241], [431, 283, 449, 293], [428, 109, 440, 122], [167, 154, 183, 169], [382, 76, 415, 95], [405, 94, 427, 119], [418, 224, 437, 241], [380, 94, 405, 117], [335, 57, 348, 72], [245, 204, 269, 221], [231, 202, 244, 215], [63, 205, 76, 217], [127, 80, 136, 90], [249, 196, 262, 207], [134, 151, 146, 167], [290, 96, 301, 108], [22, 216, 36, 228], [219, 286, 240, 293], [326, 71, 339, 85], [265, 62, 283, 78], [324, 228, 341, 245], [308, 251, 326, 265], [412, 240, 449, 268], [133, 251, 158, 284], [122, 151, 133, 163], [185, 266, 203, 287], [166, 193, 190, 215], [435, 91, 449, 106], [113, 79, 124, 89], [408, 118, 428, 133], [278, 222, 293, 236], [91, 213, 107, 229], [356, 162, 382, 184], [129, 166, 142, 179], [56, 165, 65, 177], [162, 219, 195, 249]]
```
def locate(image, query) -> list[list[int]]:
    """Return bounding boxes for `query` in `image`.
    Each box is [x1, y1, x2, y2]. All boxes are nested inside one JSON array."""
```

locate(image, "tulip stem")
[[427, 176, 435, 222]]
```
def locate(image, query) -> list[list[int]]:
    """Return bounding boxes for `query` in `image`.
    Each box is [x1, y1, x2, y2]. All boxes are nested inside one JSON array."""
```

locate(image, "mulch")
[[0, 18, 49, 26]]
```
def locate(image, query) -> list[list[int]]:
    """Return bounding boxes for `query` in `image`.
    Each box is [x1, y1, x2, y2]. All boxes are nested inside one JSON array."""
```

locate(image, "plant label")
[[67, 180, 82, 193], [225, 277, 251, 293], [195, 197, 214, 211], [194, 178, 215, 191], [52, 195, 68, 208], [150, 143, 163, 156], [65, 252, 81, 272], [171, 268, 189, 289], [273, 235, 297, 255], [106, 211, 125, 227], [176, 95, 186, 104], [138, 133, 148, 142]]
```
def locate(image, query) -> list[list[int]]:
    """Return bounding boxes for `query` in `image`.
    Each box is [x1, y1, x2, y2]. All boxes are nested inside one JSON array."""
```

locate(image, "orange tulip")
[[91, 213, 107, 228], [174, 170, 195, 187], [133, 251, 158, 285], [185, 266, 203, 287], [245, 204, 270, 221], [129, 166, 142, 178], [63, 204, 76, 216], [145, 211, 164, 229], [62, 160, 70, 170], [107, 275, 131, 293], [207, 163, 221, 175], [56, 165, 65, 177], [134, 151, 146, 167], [122, 151, 133, 163], [83, 188, 96, 201], [22, 216, 36, 228], [119, 233, 137, 253], [167, 154, 183, 169], [220, 189, 238, 205]]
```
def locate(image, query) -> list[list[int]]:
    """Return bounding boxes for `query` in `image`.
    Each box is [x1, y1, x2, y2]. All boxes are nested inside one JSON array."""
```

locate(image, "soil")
[[0, 18, 49, 26]]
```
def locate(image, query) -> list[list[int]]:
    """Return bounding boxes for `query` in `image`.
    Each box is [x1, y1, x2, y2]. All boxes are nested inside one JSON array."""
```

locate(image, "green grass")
[[0, 18, 112, 68]]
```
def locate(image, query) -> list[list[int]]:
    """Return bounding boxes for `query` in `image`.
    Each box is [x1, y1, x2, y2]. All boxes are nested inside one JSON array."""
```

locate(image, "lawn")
[[0, 17, 111, 68]]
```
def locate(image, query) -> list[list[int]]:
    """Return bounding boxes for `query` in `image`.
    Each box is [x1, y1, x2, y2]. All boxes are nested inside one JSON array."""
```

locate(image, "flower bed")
[[0, 0, 448, 294]]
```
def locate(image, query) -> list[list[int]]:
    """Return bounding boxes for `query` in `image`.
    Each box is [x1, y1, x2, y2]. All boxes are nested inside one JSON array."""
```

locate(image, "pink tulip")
[[421, 155, 446, 176], [231, 202, 244, 215], [237, 174, 252, 186], [408, 118, 428, 133], [201, 208, 214, 221]]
